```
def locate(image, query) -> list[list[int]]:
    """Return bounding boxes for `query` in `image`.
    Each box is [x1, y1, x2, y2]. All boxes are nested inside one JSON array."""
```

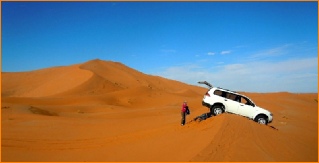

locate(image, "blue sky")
[[2, 2, 318, 93]]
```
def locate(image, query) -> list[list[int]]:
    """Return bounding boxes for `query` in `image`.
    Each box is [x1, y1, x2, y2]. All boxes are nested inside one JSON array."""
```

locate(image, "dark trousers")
[[181, 112, 186, 125]]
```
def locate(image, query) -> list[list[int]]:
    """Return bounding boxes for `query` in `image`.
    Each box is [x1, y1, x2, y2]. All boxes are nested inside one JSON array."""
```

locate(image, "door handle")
[[224, 99, 228, 101]]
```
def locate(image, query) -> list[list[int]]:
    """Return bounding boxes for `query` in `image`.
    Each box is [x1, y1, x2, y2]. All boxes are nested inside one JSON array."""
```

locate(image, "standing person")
[[181, 101, 188, 126]]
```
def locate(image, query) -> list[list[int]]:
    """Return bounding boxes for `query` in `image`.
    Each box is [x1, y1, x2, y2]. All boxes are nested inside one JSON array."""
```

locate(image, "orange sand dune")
[[1, 59, 318, 161], [2, 64, 93, 97]]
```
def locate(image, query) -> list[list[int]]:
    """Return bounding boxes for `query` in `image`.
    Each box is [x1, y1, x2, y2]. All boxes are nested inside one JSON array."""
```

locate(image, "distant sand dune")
[[1, 59, 317, 161], [2, 65, 93, 97]]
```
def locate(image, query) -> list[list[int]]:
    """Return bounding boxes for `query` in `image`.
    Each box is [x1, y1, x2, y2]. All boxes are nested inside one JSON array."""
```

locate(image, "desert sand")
[[1, 59, 318, 161]]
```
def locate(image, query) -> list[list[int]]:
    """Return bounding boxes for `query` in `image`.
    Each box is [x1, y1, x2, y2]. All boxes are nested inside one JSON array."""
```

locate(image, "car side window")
[[226, 93, 237, 101], [240, 96, 248, 105], [214, 90, 227, 98], [240, 96, 254, 106]]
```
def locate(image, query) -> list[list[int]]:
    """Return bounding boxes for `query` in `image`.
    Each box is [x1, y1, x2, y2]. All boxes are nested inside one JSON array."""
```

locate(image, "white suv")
[[198, 81, 273, 125]]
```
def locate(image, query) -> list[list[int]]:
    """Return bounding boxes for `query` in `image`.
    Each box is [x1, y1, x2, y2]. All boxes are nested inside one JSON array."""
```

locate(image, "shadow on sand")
[[193, 112, 213, 122]]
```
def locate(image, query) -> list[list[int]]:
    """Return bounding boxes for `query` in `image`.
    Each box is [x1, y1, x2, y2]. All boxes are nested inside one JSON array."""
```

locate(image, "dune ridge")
[[1, 59, 317, 161], [2, 64, 93, 97]]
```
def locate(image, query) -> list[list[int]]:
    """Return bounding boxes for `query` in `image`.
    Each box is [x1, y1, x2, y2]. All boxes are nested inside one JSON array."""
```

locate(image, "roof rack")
[[217, 87, 237, 93], [198, 81, 238, 93]]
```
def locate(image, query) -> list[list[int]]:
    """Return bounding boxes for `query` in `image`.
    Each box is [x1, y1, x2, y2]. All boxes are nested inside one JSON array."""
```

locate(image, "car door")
[[237, 96, 256, 118], [224, 92, 240, 114]]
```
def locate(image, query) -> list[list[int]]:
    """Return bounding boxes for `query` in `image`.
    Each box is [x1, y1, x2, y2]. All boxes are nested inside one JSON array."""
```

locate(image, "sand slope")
[[1, 59, 318, 161], [2, 64, 93, 97]]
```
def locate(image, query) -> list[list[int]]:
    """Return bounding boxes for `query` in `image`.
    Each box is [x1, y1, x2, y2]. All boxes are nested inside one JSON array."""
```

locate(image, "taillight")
[[205, 91, 210, 97]]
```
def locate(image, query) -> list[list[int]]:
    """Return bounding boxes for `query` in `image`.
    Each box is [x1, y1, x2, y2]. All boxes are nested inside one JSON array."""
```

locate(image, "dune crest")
[[2, 59, 204, 99], [2, 65, 93, 97]]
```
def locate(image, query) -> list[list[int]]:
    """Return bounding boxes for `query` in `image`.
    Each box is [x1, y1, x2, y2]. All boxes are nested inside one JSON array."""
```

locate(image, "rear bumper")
[[202, 101, 211, 108]]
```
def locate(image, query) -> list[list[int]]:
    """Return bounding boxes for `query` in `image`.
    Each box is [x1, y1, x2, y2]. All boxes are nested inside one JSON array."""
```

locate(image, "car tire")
[[211, 105, 224, 116], [254, 115, 268, 125]]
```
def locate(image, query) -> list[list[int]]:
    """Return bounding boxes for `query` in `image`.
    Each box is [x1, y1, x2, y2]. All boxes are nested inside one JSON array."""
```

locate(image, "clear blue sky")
[[2, 2, 318, 93]]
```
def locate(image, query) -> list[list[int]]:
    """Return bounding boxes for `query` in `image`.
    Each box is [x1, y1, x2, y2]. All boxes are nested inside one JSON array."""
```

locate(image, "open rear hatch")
[[198, 81, 213, 88]]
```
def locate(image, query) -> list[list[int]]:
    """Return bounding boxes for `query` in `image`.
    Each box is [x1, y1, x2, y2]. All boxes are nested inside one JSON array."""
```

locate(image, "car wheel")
[[254, 115, 268, 125], [211, 105, 223, 116]]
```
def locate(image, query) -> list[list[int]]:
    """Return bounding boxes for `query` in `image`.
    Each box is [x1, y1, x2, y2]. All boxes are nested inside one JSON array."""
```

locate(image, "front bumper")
[[268, 114, 273, 123]]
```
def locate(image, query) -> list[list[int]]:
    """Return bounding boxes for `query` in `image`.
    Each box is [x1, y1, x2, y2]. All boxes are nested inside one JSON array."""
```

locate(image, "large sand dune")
[[1, 59, 318, 161]]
